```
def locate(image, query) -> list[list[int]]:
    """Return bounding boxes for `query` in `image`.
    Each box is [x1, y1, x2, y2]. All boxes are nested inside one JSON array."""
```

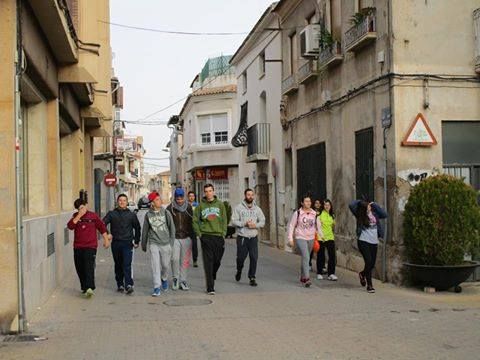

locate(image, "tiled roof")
[[192, 85, 237, 97]]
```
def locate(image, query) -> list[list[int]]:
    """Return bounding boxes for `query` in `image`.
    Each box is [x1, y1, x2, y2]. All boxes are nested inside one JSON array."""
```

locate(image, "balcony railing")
[[318, 41, 344, 68], [298, 60, 318, 84], [282, 73, 298, 95], [247, 123, 270, 162], [344, 12, 377, 53]]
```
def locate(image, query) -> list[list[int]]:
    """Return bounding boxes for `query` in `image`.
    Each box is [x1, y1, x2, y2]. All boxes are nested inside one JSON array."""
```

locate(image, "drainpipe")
[[382, 0, 394, 283], [15, 0, 26, 333]]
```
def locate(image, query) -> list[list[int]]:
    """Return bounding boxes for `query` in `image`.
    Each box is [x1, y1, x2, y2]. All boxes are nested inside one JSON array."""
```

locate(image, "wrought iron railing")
[[344, 13, 376, 50], [319, 41, 343, 66], [297, 60, 317, 83], [247, 123, 270, 158], [282, 74, 298, 94]]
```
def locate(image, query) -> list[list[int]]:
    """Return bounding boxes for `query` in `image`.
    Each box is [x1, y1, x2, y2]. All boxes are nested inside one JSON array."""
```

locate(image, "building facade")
[[274, 0, 480, 283], [0, 0, 114, 333], [176, 56, 242, 206], [230, 3, 284, 246]]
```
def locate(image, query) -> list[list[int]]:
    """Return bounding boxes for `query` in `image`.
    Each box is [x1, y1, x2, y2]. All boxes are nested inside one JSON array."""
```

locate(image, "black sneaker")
[[125, 285, 134, 295], [359, 272, 367, 287], [117, 286, 125, 293], [367, 287, 375, 293], [249, 278, 258, 287], [193, 261, 198, 268], [235, 271, 241, 282]]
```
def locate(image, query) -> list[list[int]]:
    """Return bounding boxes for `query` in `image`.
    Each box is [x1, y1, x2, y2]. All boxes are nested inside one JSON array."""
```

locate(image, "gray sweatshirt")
[[231, 200, 266, 238], [141, 207, 175, 251]]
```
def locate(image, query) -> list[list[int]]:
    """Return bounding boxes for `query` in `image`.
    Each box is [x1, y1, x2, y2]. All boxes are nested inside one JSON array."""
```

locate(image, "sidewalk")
[[1, 238, 479, 360]]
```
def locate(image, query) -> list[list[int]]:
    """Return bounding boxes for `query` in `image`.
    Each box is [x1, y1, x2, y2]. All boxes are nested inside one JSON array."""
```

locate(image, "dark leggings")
[[357, 240, 378, 287], [317, 241, 336, 275]]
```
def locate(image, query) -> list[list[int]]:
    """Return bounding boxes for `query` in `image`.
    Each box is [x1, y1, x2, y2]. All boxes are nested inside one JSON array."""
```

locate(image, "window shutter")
[[198, 115, 211, 134], [211, 113, 228, 132]]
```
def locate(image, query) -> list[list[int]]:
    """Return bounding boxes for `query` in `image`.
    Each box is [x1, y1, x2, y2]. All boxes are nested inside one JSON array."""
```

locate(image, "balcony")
[[247, 123, 270, 163], [27, 0, 78, 64], [298, 60, 318, 84], [282, 73, 298, 96], [344, 12, 377, 53], [318, 41, 344, 69]]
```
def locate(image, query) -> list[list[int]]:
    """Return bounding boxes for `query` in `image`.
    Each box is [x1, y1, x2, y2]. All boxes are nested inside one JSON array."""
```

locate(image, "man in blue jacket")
[[104, 194, 141, 294]]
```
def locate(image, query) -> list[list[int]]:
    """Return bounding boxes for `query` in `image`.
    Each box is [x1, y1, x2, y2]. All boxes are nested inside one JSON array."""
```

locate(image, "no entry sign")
[[104, 173, 117, 187]]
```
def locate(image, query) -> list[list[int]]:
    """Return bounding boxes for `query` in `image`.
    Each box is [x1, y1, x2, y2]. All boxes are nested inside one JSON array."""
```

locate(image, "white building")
[[177, 56, 241, 205], [230, 3, 284, 246]]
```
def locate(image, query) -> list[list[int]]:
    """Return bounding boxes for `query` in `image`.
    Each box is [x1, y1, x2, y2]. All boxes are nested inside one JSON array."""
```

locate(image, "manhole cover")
[[163, 298, 213, 307], [3, 335, 47, 342]]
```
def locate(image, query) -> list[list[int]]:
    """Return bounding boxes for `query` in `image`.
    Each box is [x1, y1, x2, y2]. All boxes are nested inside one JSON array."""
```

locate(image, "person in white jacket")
[[232, 189, 266, 287]]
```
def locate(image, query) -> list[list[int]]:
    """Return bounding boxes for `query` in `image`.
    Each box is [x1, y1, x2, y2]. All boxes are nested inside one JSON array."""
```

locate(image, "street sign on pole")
[[104, 173, 117, 187]]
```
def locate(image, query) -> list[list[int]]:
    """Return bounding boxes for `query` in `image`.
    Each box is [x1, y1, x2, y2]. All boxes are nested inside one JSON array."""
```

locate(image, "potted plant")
[[403, 175, 480, 291]]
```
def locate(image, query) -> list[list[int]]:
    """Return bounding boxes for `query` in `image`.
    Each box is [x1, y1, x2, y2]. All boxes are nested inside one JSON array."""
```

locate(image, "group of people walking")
[[68, 182, 387, 298], [287, 194, 387, 293], [67, 184, 266, 297]]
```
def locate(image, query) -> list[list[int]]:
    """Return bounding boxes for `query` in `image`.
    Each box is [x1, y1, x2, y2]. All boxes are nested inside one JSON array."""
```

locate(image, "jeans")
[[111, 241, 134, 288]]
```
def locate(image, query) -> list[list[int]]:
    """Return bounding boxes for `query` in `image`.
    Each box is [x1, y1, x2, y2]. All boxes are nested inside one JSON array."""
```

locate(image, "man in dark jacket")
[[103, 194, 141, 294], [166, 188, 195, 291]]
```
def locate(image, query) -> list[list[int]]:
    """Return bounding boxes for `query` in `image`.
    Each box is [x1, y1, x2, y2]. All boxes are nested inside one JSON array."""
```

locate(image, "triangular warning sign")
[[402, 113, 437, 146]]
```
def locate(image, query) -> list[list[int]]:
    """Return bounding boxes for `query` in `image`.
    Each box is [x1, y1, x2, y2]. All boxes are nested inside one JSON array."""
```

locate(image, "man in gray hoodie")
[[141, 191, 176, 296], [231, 188, 266, 286]]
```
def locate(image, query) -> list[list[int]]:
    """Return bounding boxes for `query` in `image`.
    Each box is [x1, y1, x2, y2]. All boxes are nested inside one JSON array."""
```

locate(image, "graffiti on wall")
[[398, 169, 439, 187]]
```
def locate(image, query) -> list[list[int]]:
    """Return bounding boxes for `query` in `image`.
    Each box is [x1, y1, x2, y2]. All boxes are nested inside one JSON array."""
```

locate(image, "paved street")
[[1, 236, 479, 360]]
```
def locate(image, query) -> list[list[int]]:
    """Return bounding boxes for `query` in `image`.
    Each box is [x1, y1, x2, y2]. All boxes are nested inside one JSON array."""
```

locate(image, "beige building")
[[230, 3, 284, 245], [274, 0, 480, 283], [176, 56, 242, 206], [0, 0, 113, 333]]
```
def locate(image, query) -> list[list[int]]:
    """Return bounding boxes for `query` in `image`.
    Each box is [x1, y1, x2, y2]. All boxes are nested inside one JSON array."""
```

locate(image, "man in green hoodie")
[[193, 183, 227, 295]]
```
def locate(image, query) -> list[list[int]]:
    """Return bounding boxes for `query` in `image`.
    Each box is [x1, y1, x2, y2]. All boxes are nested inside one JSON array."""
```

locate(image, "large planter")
[[404, 261, 480, 292]]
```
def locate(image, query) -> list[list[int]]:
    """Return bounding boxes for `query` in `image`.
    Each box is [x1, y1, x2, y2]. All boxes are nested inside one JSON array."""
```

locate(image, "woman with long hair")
[[309, 199, 323, 270], [317, 199, 337, 281], [349, 200, 387, 293], [288, 195, 322, 287]]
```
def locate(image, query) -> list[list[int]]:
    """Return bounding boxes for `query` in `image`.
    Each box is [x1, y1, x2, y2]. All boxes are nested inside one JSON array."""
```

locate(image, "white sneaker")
[[328, 274, 338, 281], [316, 274, 323, 280], [179, 281, 190, 291]]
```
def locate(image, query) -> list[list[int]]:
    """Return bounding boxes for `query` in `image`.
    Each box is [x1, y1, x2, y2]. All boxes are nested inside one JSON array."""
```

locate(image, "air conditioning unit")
[[300, 24, 321, 57]]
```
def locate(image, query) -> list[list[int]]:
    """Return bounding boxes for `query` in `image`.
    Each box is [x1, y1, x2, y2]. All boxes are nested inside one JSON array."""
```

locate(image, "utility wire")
[[101, 20, 249, 36]]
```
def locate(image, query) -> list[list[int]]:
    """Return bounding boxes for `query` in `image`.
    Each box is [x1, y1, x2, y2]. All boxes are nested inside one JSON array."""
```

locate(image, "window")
[[442, 121, 480, 191], [355, 0, 373, 13], [289, 32, 297, 75], [355, 128, 374, 201], [260, 92, 267, 123], [259, 52, 266, 77], [242, 72, 248, 93], [198, 113, 229, 145], [297, 143, 327, 205]]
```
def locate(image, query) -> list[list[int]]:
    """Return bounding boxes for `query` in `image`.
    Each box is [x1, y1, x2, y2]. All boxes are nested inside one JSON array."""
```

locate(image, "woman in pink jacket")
[[288, 195, 322, 287]]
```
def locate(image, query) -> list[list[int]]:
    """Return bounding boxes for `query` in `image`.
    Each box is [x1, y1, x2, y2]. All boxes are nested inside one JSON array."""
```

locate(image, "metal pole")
[[15, 0, 26, 332], [382, 127, 388, 283]]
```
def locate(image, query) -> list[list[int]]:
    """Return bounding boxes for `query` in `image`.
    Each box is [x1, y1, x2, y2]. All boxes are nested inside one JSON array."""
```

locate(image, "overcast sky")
[[110, 0, 275, 174]]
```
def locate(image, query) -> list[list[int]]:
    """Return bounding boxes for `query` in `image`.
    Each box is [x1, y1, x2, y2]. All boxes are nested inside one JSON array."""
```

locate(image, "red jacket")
[[67, 211, 107, 249]]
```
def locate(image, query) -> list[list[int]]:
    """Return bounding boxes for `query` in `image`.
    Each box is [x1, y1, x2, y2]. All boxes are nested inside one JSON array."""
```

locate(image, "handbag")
[[312, 238, 320, 253]]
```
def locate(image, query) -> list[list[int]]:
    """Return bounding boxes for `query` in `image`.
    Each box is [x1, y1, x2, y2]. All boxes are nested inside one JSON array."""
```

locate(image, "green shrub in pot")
[[403, 174, 480, 266]]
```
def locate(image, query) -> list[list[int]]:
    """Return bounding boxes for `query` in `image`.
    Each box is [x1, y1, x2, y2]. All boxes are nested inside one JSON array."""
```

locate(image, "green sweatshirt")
[[193, 196, 227, 237]]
